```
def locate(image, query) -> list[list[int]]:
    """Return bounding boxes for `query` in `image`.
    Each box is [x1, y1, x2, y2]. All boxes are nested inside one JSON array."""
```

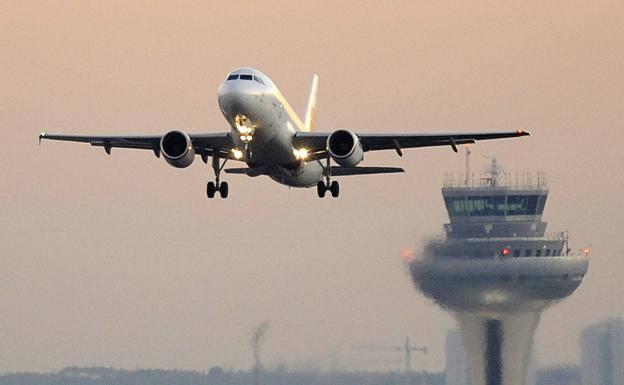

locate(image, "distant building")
[[535, 365, 580, 385], [580, 318, 624, 385], [445, 330, 472, 385]]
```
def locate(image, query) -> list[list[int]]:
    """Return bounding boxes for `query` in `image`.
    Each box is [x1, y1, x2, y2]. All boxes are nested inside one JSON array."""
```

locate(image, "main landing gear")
[[317, 155, 340, 198], [207, 155, 229, 199], [207, 180, 228, 199], [317, 180, 339, 198]]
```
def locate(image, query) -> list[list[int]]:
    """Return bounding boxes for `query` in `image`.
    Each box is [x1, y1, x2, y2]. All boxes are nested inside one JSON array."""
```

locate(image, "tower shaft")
[[455, 312, 540, 385]]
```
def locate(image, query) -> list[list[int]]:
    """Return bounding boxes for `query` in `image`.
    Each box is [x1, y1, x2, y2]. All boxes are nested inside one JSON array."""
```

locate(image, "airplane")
[[39, 67, 529, 199]]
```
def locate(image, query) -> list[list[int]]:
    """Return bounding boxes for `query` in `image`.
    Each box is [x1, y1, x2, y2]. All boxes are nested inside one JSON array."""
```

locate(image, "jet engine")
[[160, 130, 195, 168], [327, 129, 364, 167]]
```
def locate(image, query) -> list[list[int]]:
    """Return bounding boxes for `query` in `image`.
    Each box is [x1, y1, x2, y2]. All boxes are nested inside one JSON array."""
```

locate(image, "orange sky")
[[1, 0, 623, 373]]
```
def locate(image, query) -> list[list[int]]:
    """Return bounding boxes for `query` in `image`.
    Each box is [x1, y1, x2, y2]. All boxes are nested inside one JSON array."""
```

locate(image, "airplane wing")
[[293, 130, 529, 157], [38, 132, 237, 159]]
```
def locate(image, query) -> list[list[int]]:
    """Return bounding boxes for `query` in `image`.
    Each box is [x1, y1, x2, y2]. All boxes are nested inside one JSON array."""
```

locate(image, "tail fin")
[[303, 74, 319, 132]]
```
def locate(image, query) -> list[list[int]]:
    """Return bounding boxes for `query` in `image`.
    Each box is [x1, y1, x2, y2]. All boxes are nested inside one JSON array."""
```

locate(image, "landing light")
[[232, 149, 243, 160], [235, 114, 254, 135], [238, 126, 252, 135], [293, 148, 309, 160]]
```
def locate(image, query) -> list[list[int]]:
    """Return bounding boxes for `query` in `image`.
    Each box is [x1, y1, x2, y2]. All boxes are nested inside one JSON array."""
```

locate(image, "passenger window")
[[240, 74, 253, 80], [227, 74, 239, 80], [513, 250, 520, 258], [545, 249, 551, 256], [536, 250, 542, 257], [525, 249, 532, 257], [254, 75, 265, 85]]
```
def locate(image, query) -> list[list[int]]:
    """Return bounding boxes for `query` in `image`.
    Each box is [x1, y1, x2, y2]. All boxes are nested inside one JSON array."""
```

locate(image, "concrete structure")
[[445, 330, 472, 385], [410, 155, 588, 385], [580, 318, 624, 385]]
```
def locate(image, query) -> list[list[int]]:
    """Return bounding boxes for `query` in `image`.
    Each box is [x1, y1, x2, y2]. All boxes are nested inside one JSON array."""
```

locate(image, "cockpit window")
[[253, 75, 265, 85], [239, 74, 253, 80], [227, 74, 239, 80]]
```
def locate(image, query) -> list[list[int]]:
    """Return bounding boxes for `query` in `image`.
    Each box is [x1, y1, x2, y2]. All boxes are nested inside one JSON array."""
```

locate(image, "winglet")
[[516, 129, 530, 136], [303, 74, 319, 132], [39, 131, 46, 145]]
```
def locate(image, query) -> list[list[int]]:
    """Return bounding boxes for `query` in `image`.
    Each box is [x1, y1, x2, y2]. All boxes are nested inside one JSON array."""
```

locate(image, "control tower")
[[409, 151, 588, 385]]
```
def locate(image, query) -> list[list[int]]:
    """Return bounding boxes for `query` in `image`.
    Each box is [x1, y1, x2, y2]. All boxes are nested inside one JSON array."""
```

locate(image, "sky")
[[1, 0, 623, 374]]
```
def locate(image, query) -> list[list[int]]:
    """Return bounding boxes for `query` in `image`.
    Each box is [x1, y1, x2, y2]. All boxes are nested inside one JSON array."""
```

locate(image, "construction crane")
[[251, 322, 269, 385], [357, 337, 427, 372]]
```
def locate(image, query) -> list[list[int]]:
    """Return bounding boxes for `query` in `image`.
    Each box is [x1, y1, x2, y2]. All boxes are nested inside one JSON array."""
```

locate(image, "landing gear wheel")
[[317, 181, 326, 198], [330, 181, 340, 198], [207, 181, 216, 199], [219, 181, 229, 198]]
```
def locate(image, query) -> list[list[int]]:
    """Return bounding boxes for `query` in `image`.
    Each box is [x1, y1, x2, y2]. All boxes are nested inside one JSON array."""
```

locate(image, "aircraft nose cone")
[[218, 82, 262, 120]]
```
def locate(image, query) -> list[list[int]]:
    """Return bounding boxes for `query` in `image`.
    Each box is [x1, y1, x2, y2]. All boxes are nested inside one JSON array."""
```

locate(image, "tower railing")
[[443, 171, 548, 190]]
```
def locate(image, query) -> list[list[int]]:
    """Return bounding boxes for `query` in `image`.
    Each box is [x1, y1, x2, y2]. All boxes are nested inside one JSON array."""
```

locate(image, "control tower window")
[[536, 195, 547, 215], [227, 74, 239, 80], [445, 196, 506, 216], [240, 74, 253, 80], [445, 194, 543, 217], [506, 195, 540, 215]]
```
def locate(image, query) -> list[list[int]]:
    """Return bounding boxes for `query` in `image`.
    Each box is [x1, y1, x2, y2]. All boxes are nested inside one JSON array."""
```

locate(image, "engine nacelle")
[[327, 129, 364, 167], [160, 130, 195, 168]]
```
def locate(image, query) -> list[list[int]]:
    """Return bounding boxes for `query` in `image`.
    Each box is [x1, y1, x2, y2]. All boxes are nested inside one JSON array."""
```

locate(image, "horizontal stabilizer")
[[330, 166, 405, 176], [225, 167, 253, 174], [224, 167, 272, 177], [225, 166, 404, 177]]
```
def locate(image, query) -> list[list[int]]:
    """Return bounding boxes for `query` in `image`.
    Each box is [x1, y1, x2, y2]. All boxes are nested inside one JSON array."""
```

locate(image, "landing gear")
[[317, 181, 326, 198], [207, 181, 217, 198], [206, 155, 229, 199], [219, 181, 229, 198], [316, 155, 340, 198], [330, 180, 340, 198], [316, 180, 340, 198], [207, 181, 229, 199]]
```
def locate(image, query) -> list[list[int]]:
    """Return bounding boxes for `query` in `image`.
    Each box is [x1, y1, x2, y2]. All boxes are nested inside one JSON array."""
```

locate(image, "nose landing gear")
[[206, 154, 229, 199]]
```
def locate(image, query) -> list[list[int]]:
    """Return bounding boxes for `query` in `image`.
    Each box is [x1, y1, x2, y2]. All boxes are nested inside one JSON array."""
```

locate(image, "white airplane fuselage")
[[217, 67, 323, 187]]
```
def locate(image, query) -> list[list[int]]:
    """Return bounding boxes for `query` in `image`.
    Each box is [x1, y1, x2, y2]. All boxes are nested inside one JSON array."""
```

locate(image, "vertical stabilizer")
[[303, 74, 319, 132]]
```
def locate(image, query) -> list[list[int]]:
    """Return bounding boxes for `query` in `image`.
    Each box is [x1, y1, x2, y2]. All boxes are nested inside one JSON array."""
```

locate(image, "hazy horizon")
[[1, 0, 623, 374]]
